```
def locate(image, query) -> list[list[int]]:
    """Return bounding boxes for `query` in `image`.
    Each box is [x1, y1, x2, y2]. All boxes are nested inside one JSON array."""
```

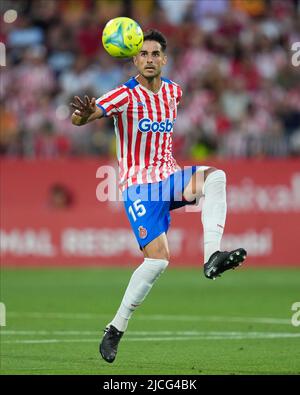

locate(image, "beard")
[[141, 68, 160, 79]]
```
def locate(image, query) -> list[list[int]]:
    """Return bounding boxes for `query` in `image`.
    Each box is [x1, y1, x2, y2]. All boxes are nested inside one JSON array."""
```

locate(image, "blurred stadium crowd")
[[1, 0, 300, 159]]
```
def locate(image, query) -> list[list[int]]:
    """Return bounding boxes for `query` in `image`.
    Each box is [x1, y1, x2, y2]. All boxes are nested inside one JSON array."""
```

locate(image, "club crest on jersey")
[[138, 118, 174, 133], [138, 225, 147, 239], [168, 98, 175, 111]]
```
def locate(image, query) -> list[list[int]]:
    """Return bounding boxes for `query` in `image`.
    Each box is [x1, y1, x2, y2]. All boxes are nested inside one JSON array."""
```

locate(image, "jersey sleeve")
[[96, 86, 129, 117], [175, 84, 183, 106]]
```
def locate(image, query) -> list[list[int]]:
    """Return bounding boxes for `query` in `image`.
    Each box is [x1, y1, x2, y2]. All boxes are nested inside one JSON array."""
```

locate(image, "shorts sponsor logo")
[[138, 225, 147, 239]]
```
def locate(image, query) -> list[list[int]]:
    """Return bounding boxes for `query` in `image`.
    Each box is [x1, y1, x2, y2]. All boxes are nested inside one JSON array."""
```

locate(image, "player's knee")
[[152, 251, 170, 261], [203, 168, 226, 195], [145, 257, 169, 271], [204, 167, 219, 179], [144, 247, 170, 262], [204, 168, 226, 183]]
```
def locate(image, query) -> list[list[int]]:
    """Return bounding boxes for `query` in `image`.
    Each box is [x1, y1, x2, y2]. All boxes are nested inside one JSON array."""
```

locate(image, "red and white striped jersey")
[[96, 76, 182, 191]]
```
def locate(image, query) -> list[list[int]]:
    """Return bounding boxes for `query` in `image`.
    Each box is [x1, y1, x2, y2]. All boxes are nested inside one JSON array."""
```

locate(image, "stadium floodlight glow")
[[3, 9, 18, 23], [1, 9, 18, 66]]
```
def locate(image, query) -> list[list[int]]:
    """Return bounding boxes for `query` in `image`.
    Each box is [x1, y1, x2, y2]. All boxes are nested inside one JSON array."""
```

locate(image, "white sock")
[[109, 258, 169, 332], [201, 170, 227, 263]]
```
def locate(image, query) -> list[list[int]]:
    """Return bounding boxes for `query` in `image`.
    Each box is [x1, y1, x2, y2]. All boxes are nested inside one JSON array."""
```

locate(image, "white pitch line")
[[1, 332, 300, 344], [7, 312, 291, 325], [1, 330, 300, 337], [137, 315, 291, 325], [8, 312, 98, 319], [1, 330, 99, 336]]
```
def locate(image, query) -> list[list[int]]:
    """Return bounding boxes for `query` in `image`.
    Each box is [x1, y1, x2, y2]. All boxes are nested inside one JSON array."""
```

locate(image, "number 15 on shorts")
[[128, 199, 147, 222]]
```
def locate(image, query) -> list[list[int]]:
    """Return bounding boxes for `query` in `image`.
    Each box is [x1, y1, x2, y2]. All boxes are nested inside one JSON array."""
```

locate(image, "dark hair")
[[143, 29, 167, 52]]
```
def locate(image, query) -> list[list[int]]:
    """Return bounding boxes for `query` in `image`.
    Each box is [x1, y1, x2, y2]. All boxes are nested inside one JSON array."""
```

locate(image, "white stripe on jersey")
[[143, 87, 159, 184], [132, 86, 146, 185]]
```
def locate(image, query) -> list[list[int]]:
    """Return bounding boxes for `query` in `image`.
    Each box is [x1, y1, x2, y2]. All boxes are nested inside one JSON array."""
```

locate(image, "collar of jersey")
[[134, 76, 164, 95]]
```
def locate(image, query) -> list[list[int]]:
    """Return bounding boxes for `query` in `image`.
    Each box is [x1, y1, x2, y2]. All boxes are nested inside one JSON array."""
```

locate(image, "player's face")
[[133, 40, 167, 78]]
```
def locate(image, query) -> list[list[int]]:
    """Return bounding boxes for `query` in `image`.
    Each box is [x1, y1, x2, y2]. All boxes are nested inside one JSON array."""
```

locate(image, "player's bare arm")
[[70, 95, 104, 126]]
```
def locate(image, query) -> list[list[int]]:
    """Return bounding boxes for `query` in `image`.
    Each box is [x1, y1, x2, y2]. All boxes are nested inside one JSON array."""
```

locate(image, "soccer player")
[[70, 30, 247, 363]]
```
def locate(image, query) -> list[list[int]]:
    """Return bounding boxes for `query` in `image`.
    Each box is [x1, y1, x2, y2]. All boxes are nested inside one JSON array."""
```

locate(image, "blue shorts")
[[123, 166, 198, 248]]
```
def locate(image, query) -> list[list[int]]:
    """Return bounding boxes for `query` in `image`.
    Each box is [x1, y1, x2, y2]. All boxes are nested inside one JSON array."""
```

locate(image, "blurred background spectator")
[[47, 183, 74, 209], [1, 0, 300, 159]]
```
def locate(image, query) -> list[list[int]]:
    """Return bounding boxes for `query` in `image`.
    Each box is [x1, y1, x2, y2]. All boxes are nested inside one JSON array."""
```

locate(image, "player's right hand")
[[70, 95, 96, 118]]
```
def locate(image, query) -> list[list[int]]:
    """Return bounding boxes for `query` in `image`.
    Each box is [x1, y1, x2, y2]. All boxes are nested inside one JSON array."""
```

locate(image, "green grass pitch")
[[1, 266, 300, 375]]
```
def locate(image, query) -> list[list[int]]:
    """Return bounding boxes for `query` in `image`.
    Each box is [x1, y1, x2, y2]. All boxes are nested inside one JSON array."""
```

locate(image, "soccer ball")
[[102, 17, 144, 58]]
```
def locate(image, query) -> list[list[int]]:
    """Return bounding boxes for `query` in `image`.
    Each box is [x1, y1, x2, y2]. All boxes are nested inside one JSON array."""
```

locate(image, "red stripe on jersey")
[[166, 83, 176, 171], [162, 84, 170, 118], [172, 84, 178, 120], [104, 104, 115, 114], [131, 89, 144, 185], [169, 83, 175, 115], [104, 97, 128, 115], [117, 113, 125, 180], [114, 96, 128, 109], [126, 91, 133, 180], [150, 94, 162, 182], [166, 134, 173, 171], [176, 85, 183, 105], [100, 87, 127, 105], [140, 88, 153, 183], [160, 84, 170, 174]]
